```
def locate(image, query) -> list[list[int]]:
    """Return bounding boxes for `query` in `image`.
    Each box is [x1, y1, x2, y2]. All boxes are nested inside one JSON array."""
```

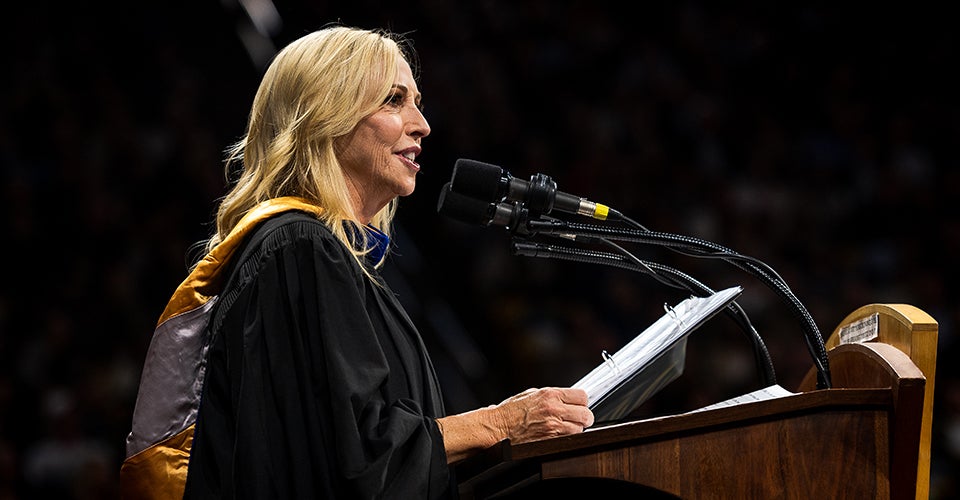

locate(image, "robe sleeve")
[[185, 219, 454, 499]]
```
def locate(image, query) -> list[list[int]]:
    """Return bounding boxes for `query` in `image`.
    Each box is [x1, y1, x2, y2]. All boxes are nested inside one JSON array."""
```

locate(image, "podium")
[[456, 304, 937, 499]]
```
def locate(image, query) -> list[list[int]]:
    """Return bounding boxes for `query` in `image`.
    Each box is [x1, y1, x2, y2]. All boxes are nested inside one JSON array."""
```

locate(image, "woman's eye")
[[384, 92, 405, 108]]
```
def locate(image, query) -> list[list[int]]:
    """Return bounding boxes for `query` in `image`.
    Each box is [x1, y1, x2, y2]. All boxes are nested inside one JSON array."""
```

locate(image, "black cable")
[[511, 238, 778, 387], [524, 219, 831, 389]]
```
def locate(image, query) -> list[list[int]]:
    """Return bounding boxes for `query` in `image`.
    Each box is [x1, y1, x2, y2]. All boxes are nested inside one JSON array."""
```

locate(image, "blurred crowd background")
[[1, 1, 957, 498]]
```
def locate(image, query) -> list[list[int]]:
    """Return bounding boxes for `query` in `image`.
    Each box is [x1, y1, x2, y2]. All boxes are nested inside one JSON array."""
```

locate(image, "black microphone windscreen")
[[450, 159, 505, 202], [437, 182, 493, 226]]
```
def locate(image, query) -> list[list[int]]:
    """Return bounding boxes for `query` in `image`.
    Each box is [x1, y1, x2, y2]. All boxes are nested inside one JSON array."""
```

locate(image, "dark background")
[[2, 1, 957, 498]]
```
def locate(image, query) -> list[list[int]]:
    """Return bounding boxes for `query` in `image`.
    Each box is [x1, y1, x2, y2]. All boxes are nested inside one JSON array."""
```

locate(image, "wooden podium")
[[456, 304, 937, 499]]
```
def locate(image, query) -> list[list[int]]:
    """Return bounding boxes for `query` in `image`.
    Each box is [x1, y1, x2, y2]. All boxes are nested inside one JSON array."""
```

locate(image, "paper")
[[688, 384, 794, 413]]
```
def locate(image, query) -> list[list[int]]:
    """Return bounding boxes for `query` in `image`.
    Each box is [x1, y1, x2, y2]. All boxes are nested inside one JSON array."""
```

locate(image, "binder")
[[573, 286, 743, 423]]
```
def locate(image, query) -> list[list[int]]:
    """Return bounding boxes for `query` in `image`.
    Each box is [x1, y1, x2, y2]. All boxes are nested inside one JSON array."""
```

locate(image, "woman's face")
[[336, 57, 431, 223]]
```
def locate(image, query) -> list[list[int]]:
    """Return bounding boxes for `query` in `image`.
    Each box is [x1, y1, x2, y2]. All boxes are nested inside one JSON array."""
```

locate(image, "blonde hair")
[[203, 26, 414, 268]]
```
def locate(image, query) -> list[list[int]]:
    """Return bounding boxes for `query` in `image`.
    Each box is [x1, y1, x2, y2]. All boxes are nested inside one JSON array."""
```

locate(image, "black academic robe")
[[183, 212, 456, 499]]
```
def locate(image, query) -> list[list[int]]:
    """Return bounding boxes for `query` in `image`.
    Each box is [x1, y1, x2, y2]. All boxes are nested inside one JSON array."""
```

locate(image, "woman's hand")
[[490, 387, 594, 444], [437, 387, 593, 463]]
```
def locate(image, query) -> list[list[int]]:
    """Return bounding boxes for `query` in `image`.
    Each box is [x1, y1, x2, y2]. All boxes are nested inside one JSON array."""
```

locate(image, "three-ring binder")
[[574, 286, 744, 423]]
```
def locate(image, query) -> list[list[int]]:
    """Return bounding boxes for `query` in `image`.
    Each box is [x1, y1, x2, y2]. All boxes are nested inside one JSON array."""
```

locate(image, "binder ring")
[[602, 350, 621, 374], [664, 302, 685, 327]]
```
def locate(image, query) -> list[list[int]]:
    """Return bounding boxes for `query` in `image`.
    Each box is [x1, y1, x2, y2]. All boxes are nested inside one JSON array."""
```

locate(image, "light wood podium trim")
[[823, 304, 937, 500]]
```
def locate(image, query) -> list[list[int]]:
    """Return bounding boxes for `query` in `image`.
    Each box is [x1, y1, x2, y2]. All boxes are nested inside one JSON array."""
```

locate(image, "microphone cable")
[[524, 219, 831, 389], [511, 237, 778, 388]]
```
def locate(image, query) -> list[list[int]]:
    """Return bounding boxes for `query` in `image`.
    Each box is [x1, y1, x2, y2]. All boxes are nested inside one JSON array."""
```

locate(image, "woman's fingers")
[[496, 387, 594, 444]]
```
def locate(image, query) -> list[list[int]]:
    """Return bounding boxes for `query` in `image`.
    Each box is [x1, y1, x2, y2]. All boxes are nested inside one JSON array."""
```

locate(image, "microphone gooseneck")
[[437, 158, 832, 390], [511, 239, 778, 387], [528, 219, 831, 390]]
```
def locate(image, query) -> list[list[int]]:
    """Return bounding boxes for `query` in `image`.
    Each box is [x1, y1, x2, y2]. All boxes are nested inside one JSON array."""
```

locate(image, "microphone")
[[448, 158, 621, 221], [437, 182, 532, 233]]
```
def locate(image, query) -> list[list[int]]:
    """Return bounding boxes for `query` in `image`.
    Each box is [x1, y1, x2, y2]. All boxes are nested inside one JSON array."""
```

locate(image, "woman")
[[121, 25, 593, 499]]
